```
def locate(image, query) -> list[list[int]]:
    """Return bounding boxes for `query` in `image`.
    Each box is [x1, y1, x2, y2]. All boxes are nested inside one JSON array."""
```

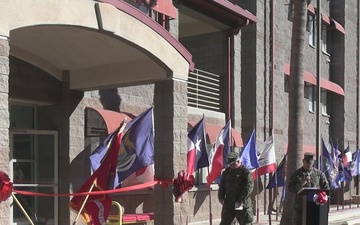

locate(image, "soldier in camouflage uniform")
[[288, 153, 329, 225], [218, 152, 254, 225]]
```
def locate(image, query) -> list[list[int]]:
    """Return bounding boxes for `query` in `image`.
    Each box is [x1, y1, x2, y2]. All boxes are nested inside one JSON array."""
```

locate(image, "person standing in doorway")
[[218, 152, 254, 225], [288, 152, 329, 225]]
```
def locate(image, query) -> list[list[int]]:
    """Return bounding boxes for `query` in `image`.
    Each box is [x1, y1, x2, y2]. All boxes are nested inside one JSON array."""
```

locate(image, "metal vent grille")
[[187, 69, 222, 111]]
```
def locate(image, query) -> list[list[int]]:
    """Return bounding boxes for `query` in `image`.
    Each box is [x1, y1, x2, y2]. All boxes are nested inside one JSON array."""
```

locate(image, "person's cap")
[[304, 152, 315, 164], [227, 152, 239, 165]]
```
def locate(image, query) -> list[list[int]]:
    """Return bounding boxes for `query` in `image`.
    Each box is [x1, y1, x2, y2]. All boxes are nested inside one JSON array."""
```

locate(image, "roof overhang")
[[180, 0, 257, 29], [284, 64, 345, 96]]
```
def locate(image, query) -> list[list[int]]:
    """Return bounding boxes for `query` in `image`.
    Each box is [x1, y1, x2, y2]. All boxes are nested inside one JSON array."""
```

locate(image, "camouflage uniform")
[[288, 166, 329, 225], [218, 164, 254, 225]]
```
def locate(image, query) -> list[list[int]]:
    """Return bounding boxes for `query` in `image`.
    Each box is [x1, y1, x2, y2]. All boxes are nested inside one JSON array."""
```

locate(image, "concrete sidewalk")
[[255, 204, 360, 225], [189, 204, 360, 225]]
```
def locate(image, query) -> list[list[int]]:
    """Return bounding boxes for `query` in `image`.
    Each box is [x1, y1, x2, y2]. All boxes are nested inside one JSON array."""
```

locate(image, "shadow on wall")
[[193, 189, 208, 215], [99, 89, 122, 112], [69, 144, 92, 192]]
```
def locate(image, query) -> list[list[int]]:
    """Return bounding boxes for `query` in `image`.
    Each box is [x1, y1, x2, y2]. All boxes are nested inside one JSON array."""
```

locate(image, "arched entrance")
[[1, 1, 193, 224]]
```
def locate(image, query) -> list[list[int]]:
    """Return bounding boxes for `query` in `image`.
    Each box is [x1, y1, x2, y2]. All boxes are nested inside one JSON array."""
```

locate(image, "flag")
[[330, 139, 339, 172], [89, 131, 118, 174], [351, 149, 360, 176], [186, 118, 209, 175], [70, 123, 125, 225], [115, 107, 154, 187], [255, 135, 276, 178], [90, 107, 154, 188], [121, 164, 154, 187], [206, 121, 231, 187], [239, 129, 260, 171], [321, 138, 340, 189], [266, 155, 286, 189], [343, 146, 352, 167]]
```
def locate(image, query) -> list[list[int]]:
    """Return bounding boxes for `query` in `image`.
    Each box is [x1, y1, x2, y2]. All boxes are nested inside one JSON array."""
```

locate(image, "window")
[[188, 69, 222, 112], [321, 90, 329, 116], [321, 23, 330, 54], [307, 14, 315, 46], [307, 85, 315, 112], [284, 75, 289, 93], [287, 3, 294, 21]]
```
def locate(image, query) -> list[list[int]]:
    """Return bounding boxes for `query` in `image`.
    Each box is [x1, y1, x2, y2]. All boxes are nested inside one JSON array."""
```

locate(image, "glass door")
[[10, 130, 58, 225]]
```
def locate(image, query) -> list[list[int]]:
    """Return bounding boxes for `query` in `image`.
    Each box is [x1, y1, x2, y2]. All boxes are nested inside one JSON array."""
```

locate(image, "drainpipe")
[[267, 0, 276, 220], [357, 0, 360, 152], [227, 33, 232, 122], [357, 0, 360, 196], [315, 0, 322, 170], [270, 0, 275, 137]]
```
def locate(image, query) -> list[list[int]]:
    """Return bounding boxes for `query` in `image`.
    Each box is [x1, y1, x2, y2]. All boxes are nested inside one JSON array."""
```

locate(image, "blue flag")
[[115, 107, 154, 186], [239, 129, 259, 170], [89, 130, 118, 174], [351, 149, 360, 176], [321, 139, 340, 189], [90, 107, 154, 188], [266, 155, 286, 189]]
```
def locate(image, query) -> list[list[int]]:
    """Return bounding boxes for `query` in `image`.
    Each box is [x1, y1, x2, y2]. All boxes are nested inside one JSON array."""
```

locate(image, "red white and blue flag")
[[343, 147, 352, 167], [206, 121, 231, 187], [186, 118, 209, 175]]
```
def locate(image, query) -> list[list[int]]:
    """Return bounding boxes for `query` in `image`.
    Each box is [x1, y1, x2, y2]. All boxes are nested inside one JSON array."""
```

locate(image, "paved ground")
[[255, 204, 360, 225], [189, 204, 360, 225]]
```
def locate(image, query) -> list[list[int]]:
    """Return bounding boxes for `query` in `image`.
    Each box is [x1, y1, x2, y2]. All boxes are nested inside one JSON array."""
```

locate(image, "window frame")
[[307, 14, 315, 47]]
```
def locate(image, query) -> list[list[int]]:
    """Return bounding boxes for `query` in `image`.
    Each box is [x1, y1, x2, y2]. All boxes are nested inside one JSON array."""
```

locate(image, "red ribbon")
[[13, 179, 174, 197]]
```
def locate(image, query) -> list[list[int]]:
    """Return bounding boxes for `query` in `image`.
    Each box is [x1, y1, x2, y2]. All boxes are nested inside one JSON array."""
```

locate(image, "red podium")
[[297, 188, 329, 225]]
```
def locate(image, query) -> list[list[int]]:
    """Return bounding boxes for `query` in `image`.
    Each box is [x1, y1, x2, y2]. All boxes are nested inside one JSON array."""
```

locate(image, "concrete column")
[[153, 79, 188, 225], [57, 71, 84, 225], [0, 36, 10, 225]]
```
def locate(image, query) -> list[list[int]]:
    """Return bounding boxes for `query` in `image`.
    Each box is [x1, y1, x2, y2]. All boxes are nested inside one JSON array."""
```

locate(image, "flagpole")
[[11, 193, 35, 225], [275, 159, 279, 221], [72, 180, 96, 225], [207, 167, 213, 225], [350, 179, 352, 209], [256, 170, 259, 223]]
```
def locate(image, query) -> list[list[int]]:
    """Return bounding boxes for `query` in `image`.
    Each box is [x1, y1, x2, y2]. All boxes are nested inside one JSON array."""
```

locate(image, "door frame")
[[9, 129, 58, 225]]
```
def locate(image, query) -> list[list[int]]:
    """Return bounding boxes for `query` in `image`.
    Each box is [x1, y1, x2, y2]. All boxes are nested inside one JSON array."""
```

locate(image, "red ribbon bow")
[[0, 172, 13, 202], [173, 170, 194, 203], [313, 191, 328, 205]]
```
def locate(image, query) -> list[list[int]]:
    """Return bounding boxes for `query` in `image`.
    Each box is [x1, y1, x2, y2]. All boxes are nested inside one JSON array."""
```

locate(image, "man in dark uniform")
[[288, 152, 329, 225], [218, 152, 254, 225]]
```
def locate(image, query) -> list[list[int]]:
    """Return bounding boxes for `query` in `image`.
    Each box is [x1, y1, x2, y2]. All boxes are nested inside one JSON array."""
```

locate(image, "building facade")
[[0, 0, 358, 224]]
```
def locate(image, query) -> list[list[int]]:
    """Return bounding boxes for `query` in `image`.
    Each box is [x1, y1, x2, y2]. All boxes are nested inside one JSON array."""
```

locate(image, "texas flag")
[[206, 121, 231, 186], [254, 135, 276, 179], [186, 118, 209, 175]]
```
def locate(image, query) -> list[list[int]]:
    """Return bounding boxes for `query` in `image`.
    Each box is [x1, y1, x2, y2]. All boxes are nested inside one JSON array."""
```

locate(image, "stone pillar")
[[58, 71, 84, 225], [0, 36, 10, 224], [153, 79, 188, 225]]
